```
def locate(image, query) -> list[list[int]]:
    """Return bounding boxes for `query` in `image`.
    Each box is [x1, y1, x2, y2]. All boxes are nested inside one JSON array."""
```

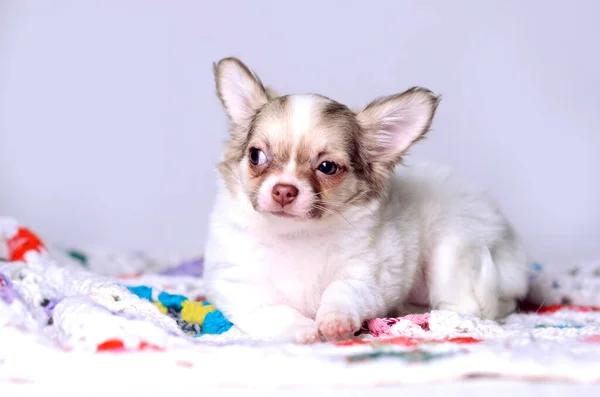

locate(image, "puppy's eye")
[[249, 148, 268, 166], [318, 161, 338, 175]]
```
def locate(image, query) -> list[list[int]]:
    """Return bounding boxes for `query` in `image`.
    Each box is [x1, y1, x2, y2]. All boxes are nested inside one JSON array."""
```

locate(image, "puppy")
[[204, 57, 529, 343]]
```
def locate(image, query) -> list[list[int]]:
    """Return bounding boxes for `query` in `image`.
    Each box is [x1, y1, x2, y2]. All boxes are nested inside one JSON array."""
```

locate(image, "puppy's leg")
[[428, 237, 502, 319], [230, 305, 320, 344], [316, 279, 385, 341]]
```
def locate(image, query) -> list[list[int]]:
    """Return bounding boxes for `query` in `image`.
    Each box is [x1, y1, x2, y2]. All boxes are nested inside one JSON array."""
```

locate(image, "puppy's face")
[[214, 58, 439, 221], [238, 94, 370, 219]]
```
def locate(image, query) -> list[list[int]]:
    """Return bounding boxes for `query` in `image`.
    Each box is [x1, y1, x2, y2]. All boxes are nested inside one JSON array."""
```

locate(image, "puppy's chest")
[[254, 236, 338, 317]]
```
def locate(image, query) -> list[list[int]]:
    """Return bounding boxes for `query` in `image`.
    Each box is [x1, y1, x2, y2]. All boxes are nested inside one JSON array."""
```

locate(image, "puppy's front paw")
[[317, 311, 360, 341], [294, 324, 322, 344]]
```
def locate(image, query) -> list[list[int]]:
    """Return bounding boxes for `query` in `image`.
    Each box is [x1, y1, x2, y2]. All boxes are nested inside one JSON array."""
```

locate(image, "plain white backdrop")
[[1, 0, 599, 265]]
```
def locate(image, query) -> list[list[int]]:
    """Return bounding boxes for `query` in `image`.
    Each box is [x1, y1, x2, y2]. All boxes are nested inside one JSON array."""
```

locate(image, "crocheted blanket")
[[1, 217, 600, 391]]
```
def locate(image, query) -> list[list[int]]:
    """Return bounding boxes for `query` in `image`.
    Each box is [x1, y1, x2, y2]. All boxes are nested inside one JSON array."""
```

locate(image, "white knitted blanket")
[[1, 217, 600, 392]]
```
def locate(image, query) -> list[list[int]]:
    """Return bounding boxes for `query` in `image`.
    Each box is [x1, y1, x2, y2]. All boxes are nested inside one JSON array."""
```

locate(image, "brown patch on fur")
[[293, 156, 324, 218], [248, 96, 288, 141], [250, 96, 293, 167], [313, 99, 388, 206], [292, 132, 352, 218], [245, 160, 284, 210], [330, 102, 381, 203], [241, 95, 296, 207]]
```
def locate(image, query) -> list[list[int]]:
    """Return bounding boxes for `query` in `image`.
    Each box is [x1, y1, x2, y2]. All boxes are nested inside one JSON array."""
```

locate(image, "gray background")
[[1, 0, 598, 266]]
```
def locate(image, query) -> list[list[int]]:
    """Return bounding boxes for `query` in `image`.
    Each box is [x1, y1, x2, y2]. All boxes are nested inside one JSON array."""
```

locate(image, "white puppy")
[[204, 57, 529, 343]]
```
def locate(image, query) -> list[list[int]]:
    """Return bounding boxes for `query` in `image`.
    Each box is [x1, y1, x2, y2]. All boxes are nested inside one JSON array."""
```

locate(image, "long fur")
[[204, 58, 529, 343]]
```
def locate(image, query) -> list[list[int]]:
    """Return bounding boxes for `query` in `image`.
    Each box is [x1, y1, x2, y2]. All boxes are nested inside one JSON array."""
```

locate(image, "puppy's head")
[[214, 57, 439, 220]]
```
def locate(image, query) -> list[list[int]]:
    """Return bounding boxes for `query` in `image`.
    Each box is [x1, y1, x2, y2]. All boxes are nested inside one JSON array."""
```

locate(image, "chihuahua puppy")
[[204, 57, 528, 343]]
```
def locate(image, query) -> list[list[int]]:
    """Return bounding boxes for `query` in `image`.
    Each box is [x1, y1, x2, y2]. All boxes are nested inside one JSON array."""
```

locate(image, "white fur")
[[207, 59, 528, 343], [204, 162, 529, 343], [289, 95, 318, 141]]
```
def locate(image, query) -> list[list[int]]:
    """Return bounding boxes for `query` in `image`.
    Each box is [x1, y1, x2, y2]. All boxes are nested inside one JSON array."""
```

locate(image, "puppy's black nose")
[[272, 183, 299, 207]]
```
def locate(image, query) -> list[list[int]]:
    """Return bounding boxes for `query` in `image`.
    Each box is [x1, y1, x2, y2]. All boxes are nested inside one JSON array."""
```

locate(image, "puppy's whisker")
[[319, 199, 354, 208], [311, 187, 339, 198], [312, 204, 358, 232], [317, 201, 356, 212]]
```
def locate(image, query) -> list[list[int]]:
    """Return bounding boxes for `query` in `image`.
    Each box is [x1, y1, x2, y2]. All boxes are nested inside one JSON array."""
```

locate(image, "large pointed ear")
[[213, 57, 269, 127], [265, 86, 279, 100], [357, 87, 439, 165]]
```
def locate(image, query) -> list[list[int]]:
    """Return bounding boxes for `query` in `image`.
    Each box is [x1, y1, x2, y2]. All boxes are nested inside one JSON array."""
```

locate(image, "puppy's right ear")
[[357, 87, 439, 165], [265, 86, 279, 100], [213, 57, 269, 127]]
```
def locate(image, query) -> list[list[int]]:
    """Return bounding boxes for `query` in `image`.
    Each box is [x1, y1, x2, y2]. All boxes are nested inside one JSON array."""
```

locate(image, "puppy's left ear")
[[213, 57, 269, 127], [357, 87, 440, 165]]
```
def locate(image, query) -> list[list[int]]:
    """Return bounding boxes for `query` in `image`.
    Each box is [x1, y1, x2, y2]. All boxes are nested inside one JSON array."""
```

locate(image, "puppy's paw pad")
[[317, 311, 360, 341]]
